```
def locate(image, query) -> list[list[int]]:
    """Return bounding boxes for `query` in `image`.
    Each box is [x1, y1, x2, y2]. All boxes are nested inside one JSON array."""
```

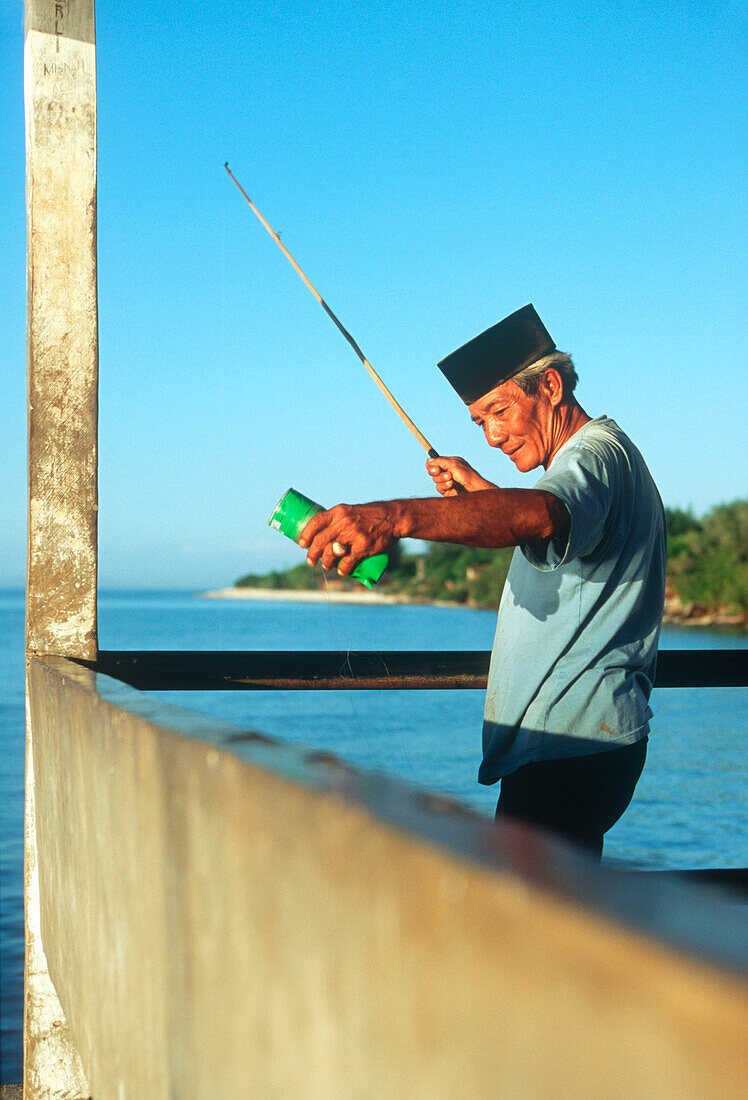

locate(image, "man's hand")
[[299, 502, 400, 575], [426, 456, 497, 496]]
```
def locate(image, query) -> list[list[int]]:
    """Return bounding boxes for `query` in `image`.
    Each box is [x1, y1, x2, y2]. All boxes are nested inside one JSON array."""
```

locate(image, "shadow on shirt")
[[505, 560, 564, 621]]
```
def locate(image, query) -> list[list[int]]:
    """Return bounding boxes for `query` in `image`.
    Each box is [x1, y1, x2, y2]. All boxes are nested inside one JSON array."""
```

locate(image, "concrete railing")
[[26, 653, 748, 1099]]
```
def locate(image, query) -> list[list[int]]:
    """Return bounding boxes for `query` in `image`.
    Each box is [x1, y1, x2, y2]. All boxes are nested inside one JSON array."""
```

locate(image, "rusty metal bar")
[[77, 648, 748, 692], [81, 650, 489, 690], [632, 868, 748, 893]]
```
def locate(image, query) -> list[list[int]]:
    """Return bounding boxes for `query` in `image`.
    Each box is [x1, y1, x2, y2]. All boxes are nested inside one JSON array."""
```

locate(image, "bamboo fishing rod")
[[225, 163, 439, 458]]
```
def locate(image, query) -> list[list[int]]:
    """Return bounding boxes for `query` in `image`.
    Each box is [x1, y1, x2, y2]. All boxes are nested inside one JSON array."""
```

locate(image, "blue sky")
[[1, 0, 746, 588]]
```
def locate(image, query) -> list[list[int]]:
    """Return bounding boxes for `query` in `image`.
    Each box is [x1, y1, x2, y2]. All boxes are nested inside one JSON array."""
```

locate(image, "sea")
[[1, 587, 746, 1083]]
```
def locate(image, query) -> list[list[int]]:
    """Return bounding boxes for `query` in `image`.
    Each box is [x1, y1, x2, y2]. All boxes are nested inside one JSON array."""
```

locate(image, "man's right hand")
[[426, 456, 498, 496]]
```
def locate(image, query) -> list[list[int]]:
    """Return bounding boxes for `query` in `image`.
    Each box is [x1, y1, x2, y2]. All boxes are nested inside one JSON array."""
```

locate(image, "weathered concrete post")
[[24, 0, 98, 1094]]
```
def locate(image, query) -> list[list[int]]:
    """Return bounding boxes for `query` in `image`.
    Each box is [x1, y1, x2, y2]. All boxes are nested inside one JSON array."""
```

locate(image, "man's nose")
[[484, 421, 506, 448]]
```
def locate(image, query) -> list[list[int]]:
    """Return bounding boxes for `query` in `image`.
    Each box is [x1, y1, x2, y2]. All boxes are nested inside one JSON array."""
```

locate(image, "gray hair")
[[511, 351, 578, 398]]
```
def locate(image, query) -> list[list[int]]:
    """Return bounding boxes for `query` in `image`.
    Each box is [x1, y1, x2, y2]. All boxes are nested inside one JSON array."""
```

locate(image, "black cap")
[[437, 304, 556, 404]]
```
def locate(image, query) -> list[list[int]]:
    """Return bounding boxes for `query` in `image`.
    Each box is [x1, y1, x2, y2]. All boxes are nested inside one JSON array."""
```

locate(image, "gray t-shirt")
[[480, 416, 666, 784]]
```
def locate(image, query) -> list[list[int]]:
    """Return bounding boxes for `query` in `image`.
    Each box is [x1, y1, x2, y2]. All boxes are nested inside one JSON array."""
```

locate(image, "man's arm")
[[299, 488, 569, 575]]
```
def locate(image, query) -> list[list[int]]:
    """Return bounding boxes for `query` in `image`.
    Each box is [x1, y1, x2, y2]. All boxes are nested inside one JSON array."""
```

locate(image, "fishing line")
[[319, 572, 417, 772], [318, 570, 393, 771]]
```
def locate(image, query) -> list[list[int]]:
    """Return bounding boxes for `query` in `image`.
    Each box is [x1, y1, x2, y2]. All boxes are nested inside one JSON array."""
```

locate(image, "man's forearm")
[[390, 488, 568, 548], [300, 488, 568, 574]]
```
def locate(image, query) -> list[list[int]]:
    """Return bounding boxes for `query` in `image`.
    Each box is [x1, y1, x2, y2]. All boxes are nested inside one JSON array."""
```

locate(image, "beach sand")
[[200, 586, 404, 605]]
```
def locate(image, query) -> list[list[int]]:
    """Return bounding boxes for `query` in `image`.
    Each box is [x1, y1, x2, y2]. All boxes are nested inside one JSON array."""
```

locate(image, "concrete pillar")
[[24, 1, 98, 1094], [25, 0, 98, 660]]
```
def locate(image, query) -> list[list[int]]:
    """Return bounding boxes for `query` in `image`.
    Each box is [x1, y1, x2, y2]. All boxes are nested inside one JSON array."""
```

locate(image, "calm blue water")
[[1, 587, 746, 1082]]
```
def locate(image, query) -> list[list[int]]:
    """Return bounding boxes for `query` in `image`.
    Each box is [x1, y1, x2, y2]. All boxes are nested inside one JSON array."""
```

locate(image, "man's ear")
[[539, 368, 564, 407]]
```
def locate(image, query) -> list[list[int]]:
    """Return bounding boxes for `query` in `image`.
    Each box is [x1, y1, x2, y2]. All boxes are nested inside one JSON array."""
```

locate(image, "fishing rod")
[[225, 163, 439, 459]]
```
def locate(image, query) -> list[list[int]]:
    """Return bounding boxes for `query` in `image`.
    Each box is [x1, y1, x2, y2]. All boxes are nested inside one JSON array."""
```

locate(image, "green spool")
[[268, 488, 389, 589]]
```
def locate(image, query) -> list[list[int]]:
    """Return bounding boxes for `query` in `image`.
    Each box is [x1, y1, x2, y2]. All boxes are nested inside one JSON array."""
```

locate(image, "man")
[[300, 305, 666, 858]]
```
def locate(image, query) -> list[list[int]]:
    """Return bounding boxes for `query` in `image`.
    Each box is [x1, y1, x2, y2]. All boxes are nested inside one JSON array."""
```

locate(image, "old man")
[[300, 305, 666, 858]]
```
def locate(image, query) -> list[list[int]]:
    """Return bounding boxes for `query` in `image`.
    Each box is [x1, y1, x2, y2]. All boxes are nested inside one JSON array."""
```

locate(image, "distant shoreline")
[[196, 585, 743, 629], [201, 586, 746, 628]]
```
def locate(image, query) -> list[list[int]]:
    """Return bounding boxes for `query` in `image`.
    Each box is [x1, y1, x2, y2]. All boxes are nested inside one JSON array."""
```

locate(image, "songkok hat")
[[437, 304, 555, 404]]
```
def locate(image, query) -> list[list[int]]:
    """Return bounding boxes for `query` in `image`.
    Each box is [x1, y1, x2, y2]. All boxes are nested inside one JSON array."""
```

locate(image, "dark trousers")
[[495, 738, 647, 860]]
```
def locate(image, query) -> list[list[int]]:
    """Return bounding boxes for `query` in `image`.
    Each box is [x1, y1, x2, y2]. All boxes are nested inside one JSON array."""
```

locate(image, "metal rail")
[[79, 648, 748, 691]]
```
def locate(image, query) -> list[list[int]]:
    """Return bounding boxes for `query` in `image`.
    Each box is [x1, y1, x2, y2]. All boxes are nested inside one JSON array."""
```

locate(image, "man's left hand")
[[299, 502, 399, 575]]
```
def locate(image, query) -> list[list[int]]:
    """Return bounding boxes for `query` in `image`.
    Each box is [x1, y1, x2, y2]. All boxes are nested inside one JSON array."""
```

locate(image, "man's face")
[[468, 379, 552, 472]]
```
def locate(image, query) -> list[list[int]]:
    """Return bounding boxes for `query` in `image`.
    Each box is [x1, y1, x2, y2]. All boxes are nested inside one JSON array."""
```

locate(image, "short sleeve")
[[521, 442, 616, 571]]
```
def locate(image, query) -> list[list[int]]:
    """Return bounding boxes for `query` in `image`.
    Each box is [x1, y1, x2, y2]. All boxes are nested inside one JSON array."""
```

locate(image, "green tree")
[[668, 500, 748, 613], [664, 506, 701, 559]]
